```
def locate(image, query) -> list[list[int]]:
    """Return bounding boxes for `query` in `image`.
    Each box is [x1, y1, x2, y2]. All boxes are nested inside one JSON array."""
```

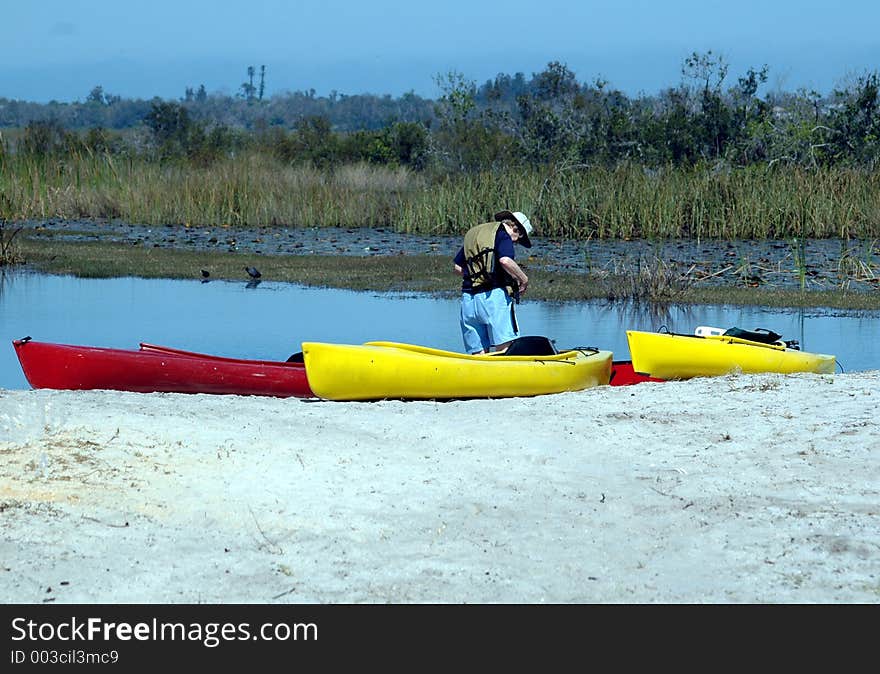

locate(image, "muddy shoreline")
[[16, 219, 880, 292]]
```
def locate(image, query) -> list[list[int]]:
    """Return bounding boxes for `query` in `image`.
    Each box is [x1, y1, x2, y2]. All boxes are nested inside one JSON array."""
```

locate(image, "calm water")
[[1, 271, 878, 390]]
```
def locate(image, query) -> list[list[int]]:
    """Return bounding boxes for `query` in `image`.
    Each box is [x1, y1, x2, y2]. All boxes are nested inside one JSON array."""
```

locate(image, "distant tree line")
[[2, 53, 878, 171], [0, 82, 436, 132]]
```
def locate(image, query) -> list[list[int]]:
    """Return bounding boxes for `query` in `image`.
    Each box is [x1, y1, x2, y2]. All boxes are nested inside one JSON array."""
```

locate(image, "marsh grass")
[[1, 154, 421, 228], [840, 239, 878, 271], [595, 255, 697, 303], [836, 239, 879, 288], [3, 155, 879, 240], [791, 237, 808, 290], [0, 219, 24, 265]]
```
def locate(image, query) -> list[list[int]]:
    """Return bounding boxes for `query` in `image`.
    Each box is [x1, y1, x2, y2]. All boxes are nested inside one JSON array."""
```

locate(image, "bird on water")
[[245, 266, 261, 279]]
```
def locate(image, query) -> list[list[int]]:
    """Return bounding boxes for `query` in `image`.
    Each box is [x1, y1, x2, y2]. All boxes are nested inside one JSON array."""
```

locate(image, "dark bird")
[[200, 269, 210, 278], [245, 266, 262, 280]]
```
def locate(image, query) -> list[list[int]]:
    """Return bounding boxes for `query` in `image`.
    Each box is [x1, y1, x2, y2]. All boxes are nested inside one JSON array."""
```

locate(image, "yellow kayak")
[[302, 340, 613, 401], [626, 329, 836, 380]]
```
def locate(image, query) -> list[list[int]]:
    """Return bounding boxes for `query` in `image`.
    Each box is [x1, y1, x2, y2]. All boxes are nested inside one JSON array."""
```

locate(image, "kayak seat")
[[504, 335, 558, 356], [286, 351, 305, 363]]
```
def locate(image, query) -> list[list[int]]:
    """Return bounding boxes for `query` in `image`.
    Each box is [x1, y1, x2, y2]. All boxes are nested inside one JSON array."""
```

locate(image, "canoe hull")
[[302, 340, 613, 401], [610, 360, 664, 386], [12, 339, 314, 397], [626, 330, 836, 380]]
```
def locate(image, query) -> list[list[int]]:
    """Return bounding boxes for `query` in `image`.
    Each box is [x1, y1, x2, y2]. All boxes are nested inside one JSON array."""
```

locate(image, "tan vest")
[[462, 222, 515, 296]]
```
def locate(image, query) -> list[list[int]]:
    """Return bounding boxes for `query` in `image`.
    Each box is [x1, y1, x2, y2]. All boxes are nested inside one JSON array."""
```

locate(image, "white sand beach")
[[1, 371, 878, 604]]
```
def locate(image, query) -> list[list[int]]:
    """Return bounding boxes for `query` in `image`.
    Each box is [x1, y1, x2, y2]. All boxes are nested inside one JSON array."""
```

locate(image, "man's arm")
[[453, 247, 465, 276], [498, 256, 529, 295]]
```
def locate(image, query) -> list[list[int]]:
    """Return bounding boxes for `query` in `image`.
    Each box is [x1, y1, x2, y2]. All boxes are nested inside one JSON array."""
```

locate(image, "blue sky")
[[3, 0, 878, 102]]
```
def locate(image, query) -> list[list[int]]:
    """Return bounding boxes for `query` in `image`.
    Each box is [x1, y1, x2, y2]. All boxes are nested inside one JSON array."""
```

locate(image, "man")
[[453, 210, 534, 354]]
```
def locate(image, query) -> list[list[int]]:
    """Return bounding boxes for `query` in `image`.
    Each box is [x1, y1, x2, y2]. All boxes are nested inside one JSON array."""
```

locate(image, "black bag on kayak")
[[504, 335, 558, 356], [722, 327, 782, 344]]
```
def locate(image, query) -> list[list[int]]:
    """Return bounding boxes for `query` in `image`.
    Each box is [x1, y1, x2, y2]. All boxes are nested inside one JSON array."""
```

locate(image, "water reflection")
[[1, 270, 878, 390], [582, 299, 699, 332]]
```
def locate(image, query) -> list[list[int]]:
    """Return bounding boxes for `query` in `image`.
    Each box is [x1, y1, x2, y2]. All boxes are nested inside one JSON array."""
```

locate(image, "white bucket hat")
[[494, 210, 533, 248]]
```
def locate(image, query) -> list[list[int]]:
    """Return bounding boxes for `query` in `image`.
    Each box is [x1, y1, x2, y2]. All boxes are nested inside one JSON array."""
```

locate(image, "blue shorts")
[[460, 287, 519, 353]]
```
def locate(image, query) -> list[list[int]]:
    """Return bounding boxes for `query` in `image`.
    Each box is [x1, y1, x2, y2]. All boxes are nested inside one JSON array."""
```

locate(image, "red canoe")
[[609, 360, 665, 386], [12, 337, 314, 398]]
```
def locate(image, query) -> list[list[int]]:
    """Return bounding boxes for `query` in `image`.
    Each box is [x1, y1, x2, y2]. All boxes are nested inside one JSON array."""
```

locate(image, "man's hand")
[[498, 256, 528, 295]]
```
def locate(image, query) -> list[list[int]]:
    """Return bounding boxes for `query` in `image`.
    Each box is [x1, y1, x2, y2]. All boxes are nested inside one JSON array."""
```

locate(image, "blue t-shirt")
[[454, 226, 516, 292]]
